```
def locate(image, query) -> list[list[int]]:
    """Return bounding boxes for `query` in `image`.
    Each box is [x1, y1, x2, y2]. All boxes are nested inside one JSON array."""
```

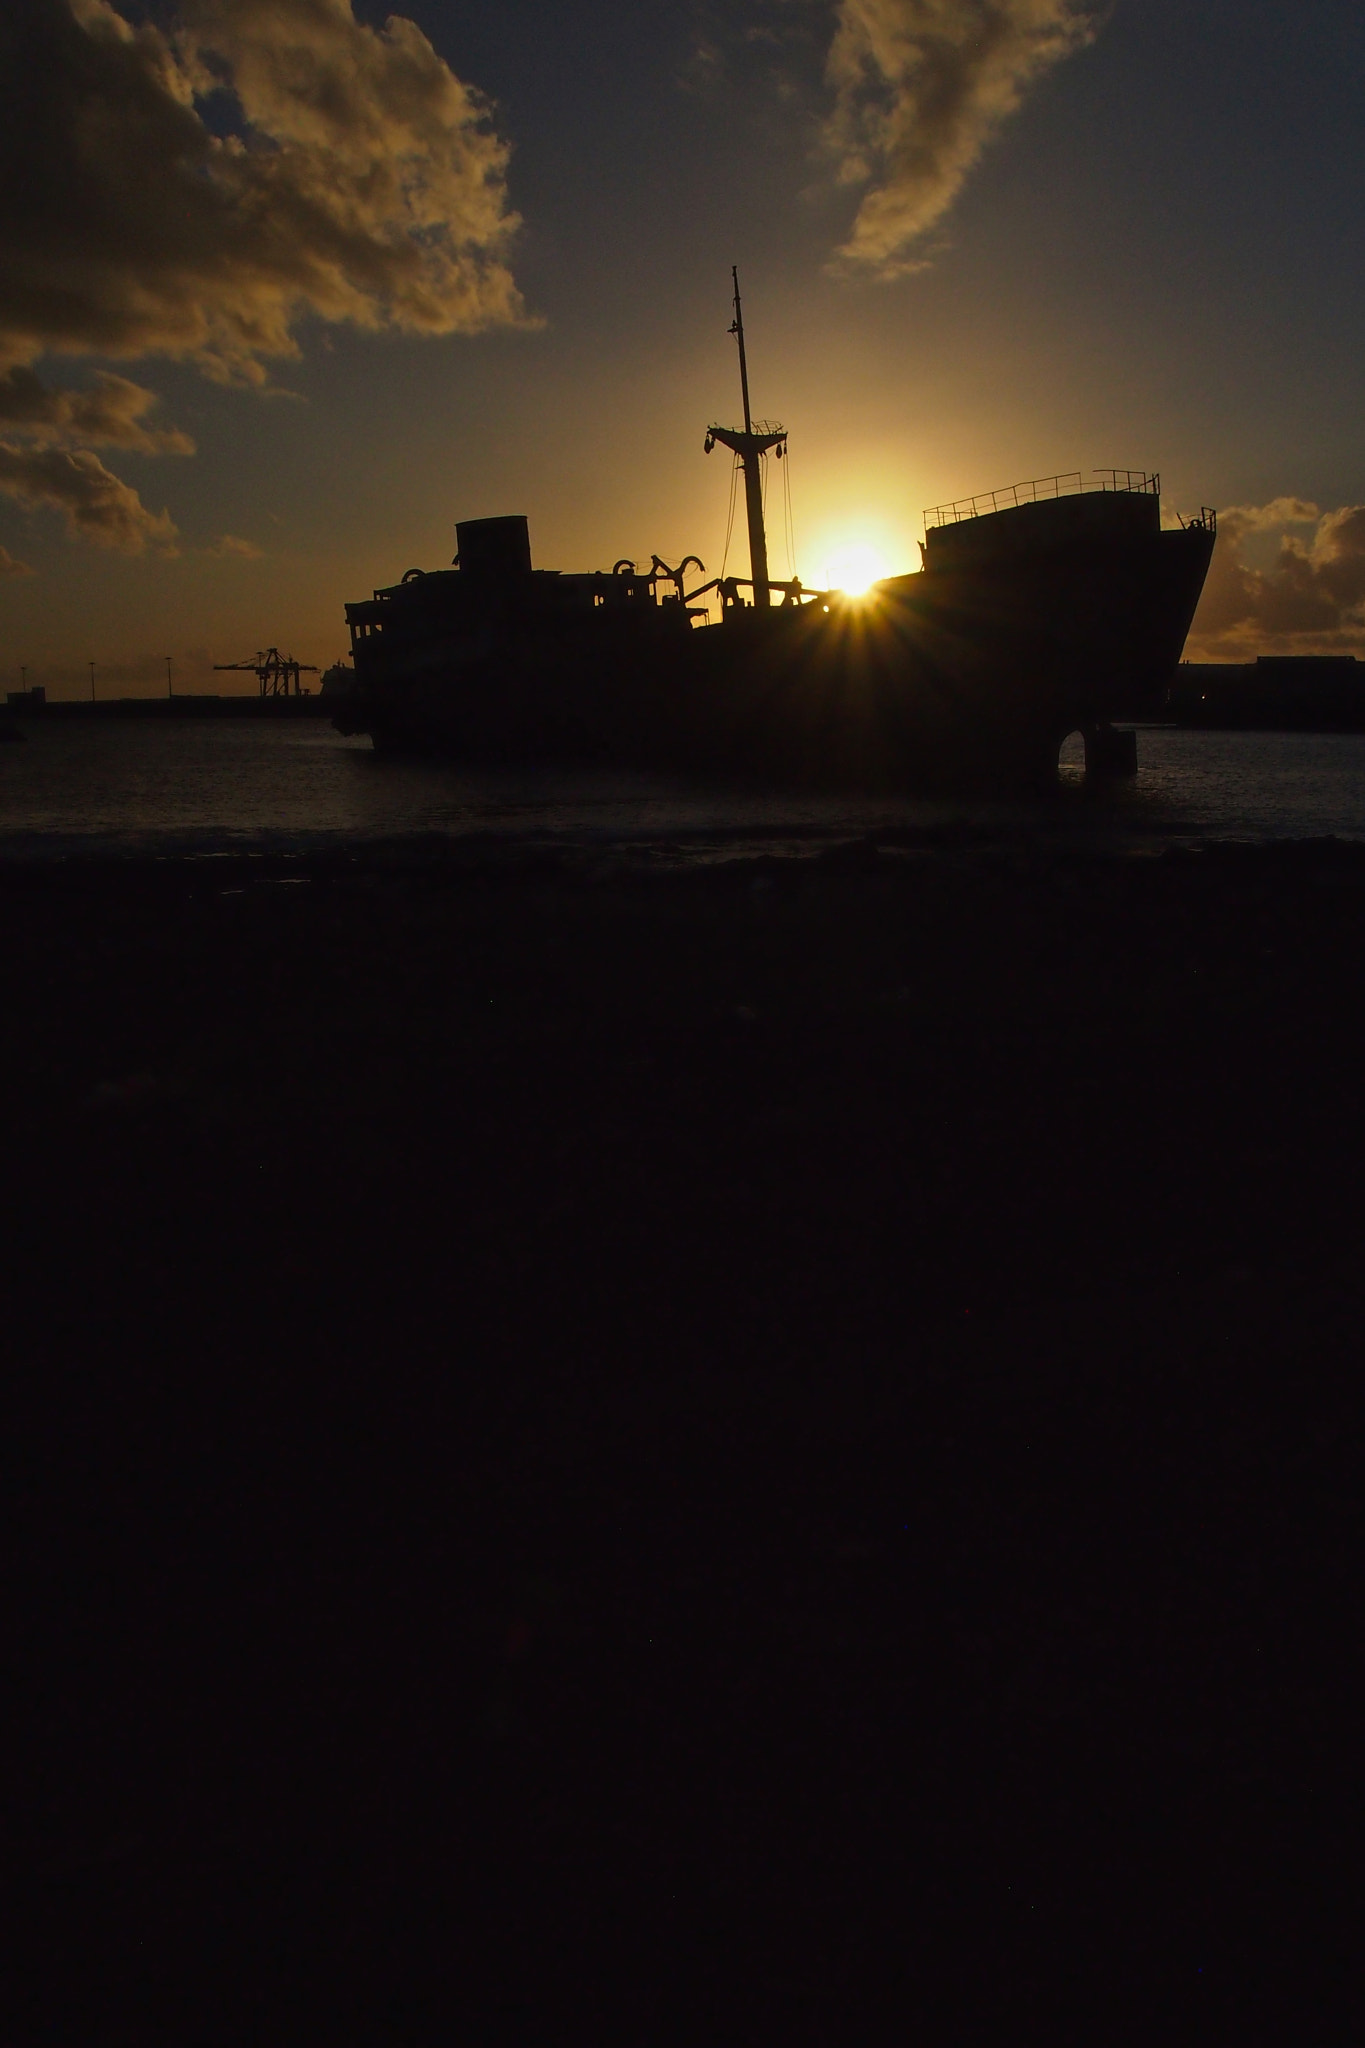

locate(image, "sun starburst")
[[818, 541, 893, 597]]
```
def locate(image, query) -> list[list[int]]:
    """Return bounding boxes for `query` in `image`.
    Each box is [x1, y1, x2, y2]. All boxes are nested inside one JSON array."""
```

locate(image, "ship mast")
[[733, 265, 754, 435], [705, 268, 786, 609]]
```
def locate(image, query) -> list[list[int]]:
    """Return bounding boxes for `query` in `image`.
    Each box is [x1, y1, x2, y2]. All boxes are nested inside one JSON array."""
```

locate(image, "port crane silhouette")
[[214, 649, 319, 697]]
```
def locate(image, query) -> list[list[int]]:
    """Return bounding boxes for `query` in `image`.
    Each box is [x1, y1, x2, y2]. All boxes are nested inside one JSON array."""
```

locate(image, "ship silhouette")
[[334, 274, 1216, 789]]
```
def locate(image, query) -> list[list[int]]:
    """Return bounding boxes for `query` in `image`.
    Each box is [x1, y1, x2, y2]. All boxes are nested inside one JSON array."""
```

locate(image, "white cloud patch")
[[824, 0, 1096, 275], [1189, 499, 1365, 656], [0, 443, 178, 552]]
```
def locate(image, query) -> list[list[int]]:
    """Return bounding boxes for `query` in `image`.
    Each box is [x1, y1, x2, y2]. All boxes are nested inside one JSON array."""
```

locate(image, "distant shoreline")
[[9, 694, 333, 718]]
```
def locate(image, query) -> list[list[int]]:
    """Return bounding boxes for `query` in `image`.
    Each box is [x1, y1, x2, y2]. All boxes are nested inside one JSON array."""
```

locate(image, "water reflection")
[[4, 715, 1365, 858]]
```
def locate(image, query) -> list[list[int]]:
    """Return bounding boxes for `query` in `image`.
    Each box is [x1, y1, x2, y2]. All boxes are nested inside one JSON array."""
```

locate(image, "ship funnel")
[[456, 515, 532, 581]]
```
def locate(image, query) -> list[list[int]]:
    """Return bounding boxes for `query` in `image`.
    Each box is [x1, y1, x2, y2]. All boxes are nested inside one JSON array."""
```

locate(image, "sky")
[[3, 0, 1365, 695]]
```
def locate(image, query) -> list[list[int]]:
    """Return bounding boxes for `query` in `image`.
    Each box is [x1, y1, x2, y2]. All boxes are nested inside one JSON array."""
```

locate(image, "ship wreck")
[[334, 274, 1216, 789]]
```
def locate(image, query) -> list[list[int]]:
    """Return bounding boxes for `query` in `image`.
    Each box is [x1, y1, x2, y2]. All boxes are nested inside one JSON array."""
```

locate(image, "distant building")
[[1169, 656, 1365, 729]]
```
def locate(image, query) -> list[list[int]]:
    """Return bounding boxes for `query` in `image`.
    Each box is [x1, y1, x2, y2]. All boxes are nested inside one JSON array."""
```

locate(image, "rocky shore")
[[7, 833, 1363, 2040]]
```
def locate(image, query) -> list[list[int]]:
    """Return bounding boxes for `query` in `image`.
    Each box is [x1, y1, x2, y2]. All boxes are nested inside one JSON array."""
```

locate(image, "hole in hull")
[[1058, 729, 1086, 783]]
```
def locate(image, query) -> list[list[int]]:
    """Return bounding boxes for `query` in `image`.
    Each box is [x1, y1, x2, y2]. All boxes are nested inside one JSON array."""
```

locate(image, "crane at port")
[[213, 649, 319, 697]]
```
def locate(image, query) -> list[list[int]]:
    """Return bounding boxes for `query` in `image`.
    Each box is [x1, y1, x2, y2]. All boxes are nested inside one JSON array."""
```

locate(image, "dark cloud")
[[1190, 500, 1365, 655], [681, 1, 827, 103], [0, 367, 194, 452], [0, 542, 36, 577], [0, 0, 528, 383], [0, 442, 178, 551], [824, 0, 1096, 275]]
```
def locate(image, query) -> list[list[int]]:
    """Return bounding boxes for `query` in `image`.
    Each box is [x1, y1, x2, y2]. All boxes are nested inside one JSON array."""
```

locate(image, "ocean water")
[[3, 714, 1365, 859]]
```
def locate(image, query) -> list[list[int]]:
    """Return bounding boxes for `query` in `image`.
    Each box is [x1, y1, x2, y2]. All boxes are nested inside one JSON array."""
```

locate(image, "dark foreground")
[[6, 834, 1362, 2042]]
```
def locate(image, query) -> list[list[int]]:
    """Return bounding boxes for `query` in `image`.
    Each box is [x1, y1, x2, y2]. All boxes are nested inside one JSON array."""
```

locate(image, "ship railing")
[[923, 469, 1160, 530]]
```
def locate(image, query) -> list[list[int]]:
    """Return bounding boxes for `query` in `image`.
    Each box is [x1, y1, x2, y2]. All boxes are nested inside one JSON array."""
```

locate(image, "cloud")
[[1214, 495, 1320, 534], [206, 532, 263, 558], [0, 543, 35, 578], [0, 443, 178, 552], [681, 2, 826, 105], [1189, 499, 1365, 656], [0, 367, 194, 452], [0, 0, 529, 384], [823, 0, 1096, 275]]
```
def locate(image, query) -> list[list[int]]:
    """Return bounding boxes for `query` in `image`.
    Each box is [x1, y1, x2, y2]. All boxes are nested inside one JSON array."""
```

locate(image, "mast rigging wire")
[[720, 453, 740, 582]]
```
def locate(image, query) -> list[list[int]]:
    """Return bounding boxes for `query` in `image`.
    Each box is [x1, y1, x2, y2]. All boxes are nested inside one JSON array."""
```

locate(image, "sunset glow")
[[1, 3, 1356, 680], [818, 542, 894, 598]]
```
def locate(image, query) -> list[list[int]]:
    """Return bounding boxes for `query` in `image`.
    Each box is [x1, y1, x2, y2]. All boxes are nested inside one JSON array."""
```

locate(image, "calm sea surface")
[[3, 715, 1365, 860]]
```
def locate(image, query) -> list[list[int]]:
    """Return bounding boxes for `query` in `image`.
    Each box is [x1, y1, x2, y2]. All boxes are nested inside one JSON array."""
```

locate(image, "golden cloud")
[[0, 0, 528, 382], [0, 542, 36, 578], [824, 0, 1096, 276], [0, 443, 178, 552], [0, 0, 528, 552], [1189, 500, 1365, 656], [0, 368, 194, 452]]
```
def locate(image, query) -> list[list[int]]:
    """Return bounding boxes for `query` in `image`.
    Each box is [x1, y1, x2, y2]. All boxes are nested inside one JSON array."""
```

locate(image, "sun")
[[817, 540, 894, 598]]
